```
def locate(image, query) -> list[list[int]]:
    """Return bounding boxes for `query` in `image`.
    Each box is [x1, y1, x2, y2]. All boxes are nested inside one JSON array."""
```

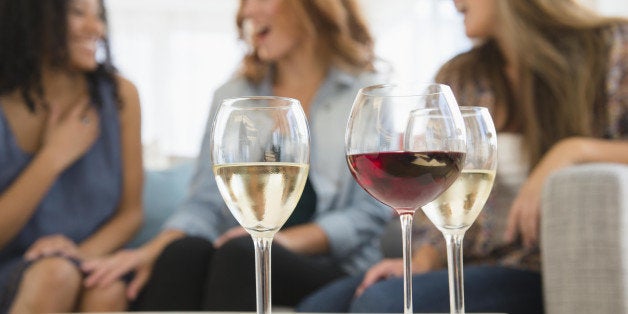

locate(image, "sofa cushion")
[[127, 161, 194, 248]]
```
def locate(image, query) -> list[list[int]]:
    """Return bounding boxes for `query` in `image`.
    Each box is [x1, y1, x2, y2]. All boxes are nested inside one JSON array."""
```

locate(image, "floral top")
[[415, 23, 628, 272]]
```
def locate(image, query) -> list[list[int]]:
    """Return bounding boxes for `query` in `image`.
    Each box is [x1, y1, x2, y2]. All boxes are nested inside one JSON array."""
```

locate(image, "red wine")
[[347, 151, 464, 215]]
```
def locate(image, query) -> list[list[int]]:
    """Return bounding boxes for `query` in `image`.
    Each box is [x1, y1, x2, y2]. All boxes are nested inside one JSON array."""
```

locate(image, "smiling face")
[[65, 0, 105, 71], [453, 0, 498, 39], [239, 0, 305, 62]]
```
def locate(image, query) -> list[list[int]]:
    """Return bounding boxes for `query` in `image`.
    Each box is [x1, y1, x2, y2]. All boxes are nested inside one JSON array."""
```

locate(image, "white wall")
[[590, 0, 628, 16], [104, 0, 627, 167]]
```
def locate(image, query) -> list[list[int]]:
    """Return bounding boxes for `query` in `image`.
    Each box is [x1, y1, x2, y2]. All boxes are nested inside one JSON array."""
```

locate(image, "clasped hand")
[[504, 138, 585, 247]]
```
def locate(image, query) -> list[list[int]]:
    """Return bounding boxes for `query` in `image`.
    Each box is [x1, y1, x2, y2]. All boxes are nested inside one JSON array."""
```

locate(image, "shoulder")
[[113, 74, 141, 119], [327, 66, 386, 96], [212, 75, 254, 102], [604, 22, 628, 60], [114, 75, 139, 104], [608, 22, 628, 40], [605, 22, 628, 86], [354, 69, 386, 88]]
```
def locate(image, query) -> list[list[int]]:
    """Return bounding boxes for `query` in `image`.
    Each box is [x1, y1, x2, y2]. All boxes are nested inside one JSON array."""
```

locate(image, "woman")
[[0, 0, 143, 312], [297, 0, 628, 313], [83, 0, 391, 310]]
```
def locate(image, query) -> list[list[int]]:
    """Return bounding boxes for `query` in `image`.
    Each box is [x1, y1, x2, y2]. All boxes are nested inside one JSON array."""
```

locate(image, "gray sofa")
[[541, 163, 628, 314], [135, 162, 628, 314]]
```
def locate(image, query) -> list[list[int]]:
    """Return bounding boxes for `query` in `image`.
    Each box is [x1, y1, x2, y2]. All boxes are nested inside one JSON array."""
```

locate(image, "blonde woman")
[[297, 0, 628, 313], [83, 0, 391, 311]]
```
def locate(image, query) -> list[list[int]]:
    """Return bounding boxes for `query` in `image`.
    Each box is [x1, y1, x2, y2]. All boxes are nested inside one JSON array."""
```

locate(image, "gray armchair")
[[541, 163, 628, 314]]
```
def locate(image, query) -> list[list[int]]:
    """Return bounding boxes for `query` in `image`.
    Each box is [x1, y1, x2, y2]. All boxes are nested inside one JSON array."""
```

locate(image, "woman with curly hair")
[[297, 0, 628, 313], [0, 0, 143, 312], [82, 0, 391, 311]]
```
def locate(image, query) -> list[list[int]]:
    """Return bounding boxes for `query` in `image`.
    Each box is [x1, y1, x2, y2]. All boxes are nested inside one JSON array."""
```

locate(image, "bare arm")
[[78, 76, 144, 258], [275, 223, 329, 255], [505, 137, 628, 246], [0, 102, 100, 249]]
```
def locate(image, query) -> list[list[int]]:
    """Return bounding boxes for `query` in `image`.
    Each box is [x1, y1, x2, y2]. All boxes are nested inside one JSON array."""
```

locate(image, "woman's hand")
[[41, 101, 100, 171], [82, 248, 152, 300], [354, 243, 441, 297], [355, 258, 404, 297], [214, 226, 249, 248], [24, 234, 81, 261], [504, 138, 585, 247]]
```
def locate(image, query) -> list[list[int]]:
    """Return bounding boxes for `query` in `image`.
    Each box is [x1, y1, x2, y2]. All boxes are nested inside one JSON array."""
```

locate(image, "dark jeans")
[[296, 265, 543, 314], [132, 236, 346, 311]]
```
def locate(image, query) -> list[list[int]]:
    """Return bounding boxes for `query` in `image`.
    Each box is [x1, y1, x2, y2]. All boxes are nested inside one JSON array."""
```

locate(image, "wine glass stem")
[[253, 236, 273, 314], [400, 213, 414, 314], [444, 231, 465, 314]]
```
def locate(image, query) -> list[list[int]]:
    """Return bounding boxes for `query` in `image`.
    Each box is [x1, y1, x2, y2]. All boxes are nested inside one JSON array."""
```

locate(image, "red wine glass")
[[345, 83, 466, 314]]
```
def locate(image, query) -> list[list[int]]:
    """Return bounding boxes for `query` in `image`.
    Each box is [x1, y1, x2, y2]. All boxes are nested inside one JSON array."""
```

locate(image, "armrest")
[[541, 163, 628, 314]]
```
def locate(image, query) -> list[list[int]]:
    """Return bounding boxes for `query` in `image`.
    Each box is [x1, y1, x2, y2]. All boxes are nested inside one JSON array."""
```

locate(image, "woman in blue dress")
[[0, 0, 143, 312]]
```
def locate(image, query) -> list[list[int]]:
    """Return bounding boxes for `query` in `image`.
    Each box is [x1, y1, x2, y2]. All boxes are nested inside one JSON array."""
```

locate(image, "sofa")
[[541, 163, 628, 314], [127, 161, 194, 248], [135, 161, 628, 314]]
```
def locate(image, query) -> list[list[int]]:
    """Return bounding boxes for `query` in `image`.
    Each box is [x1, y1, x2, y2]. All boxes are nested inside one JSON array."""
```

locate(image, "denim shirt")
[[164, 67, 393, 274]]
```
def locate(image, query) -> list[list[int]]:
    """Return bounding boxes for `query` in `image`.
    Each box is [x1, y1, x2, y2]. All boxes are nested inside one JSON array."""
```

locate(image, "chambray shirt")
[[164, 67, 393, 275]]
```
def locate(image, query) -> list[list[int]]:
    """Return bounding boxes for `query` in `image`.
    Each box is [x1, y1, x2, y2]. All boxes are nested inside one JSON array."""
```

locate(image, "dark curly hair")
[[0, 0, 119, 112]]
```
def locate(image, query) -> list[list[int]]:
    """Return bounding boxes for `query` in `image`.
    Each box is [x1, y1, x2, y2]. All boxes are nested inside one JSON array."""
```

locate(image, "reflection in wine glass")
[[211, 96, 310, 314], [345, 83, 466, 314], [412, 106, 497, 314]]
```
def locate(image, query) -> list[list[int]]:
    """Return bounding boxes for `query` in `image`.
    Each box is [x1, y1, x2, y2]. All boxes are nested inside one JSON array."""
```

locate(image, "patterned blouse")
[[414, 23, 628, 272]]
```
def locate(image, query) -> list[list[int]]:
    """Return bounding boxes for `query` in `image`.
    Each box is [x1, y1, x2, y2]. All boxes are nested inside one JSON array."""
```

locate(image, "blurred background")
[[104, 0, 628, 168]]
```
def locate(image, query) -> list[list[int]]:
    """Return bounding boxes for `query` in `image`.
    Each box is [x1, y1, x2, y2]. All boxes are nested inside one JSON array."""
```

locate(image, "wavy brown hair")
[[0, 0, 118, 112], [236, 0, 375, 83], [436, 0, 626, 166]]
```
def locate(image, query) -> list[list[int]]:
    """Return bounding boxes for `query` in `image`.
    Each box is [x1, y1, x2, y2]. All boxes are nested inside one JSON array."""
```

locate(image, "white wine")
[[421, 169, 495, 231], [214, 162, 309, 237]]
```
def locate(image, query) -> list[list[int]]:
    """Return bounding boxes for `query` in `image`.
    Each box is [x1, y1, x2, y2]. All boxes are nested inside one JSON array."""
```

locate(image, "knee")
[[351, 284, 401, 313], [80, 280, 127, 312], [22, 257, 82, 293], [11, 257, 82, 313], [156, 236, 214, 267], [213, 236, 252, 262]]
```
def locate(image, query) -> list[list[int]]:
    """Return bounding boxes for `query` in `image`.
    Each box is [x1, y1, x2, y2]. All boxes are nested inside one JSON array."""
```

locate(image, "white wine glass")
[[210, 96, 310, 314], [346, 83, 466, 314], [412, 106, 497, 314]]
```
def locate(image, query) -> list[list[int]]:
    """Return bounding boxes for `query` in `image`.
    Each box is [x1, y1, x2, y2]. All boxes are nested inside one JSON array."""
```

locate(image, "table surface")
[[73, 312, 505, 314]]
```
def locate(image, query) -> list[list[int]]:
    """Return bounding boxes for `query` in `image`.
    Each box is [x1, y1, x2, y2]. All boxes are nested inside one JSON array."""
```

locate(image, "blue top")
[[0, 78, 123, 288], [165, 67, 394, 275]]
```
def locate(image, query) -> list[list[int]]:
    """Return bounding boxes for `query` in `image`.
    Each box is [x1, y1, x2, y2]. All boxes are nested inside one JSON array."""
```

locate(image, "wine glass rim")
[[222, 96, 300, 109], [459, 106, 490, 117], [358, 83, 451, 97], [410, 106, 488, 118]]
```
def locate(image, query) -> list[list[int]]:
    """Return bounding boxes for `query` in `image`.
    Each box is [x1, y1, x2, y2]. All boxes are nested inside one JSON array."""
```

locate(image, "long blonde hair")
[[236, 0, 375, 83], [437, 0, 626, 166]]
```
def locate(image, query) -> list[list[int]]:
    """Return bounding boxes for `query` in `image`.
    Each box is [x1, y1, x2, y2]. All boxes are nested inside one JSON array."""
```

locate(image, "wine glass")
[[345, 83, 466, 314], [412, 106, 497, 314], [210, 96, 310, 314]]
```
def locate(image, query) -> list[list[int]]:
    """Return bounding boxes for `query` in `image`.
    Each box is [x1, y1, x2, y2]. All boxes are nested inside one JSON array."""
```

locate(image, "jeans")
[[297, 265, 543, 314]]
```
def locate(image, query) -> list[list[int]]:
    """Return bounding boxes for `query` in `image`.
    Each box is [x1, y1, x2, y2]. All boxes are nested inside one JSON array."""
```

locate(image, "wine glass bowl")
[[211, 96, 310, 314], [346, 84, 466, 215], [345, 83, 466, 314], [414, 106, 497, 314]]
